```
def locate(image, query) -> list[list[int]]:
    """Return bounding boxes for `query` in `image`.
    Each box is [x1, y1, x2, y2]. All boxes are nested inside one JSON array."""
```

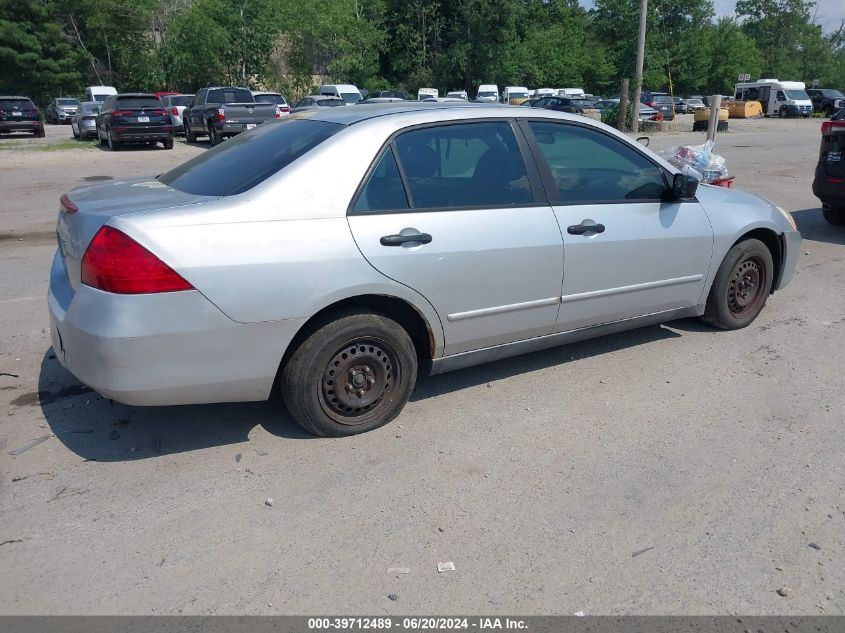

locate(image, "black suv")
[[641, 92, 675, 121], [96, 93, 174, 151], [812, 109, 845, 225], [806, 88, 845, 117], [0, 96, 45, 137]]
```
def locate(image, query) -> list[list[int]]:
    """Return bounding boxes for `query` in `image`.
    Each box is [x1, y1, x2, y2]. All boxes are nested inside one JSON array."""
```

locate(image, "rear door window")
[[158, 119, 343, 196], [352, 148, 409, 214], [393, 122, 533, 209], [0, 99, 35, 110]]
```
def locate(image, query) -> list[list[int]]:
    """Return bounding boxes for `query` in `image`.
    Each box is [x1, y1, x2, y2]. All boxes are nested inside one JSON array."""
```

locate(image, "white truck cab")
[[476, 84, 499, 102], [319, 84, 363, 104], [734, 79, 812, 118], [85, 86, 117, 103], [557, 87, 586, 98]]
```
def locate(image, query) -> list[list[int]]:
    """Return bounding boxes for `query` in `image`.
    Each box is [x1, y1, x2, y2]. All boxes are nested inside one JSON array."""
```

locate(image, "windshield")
[[340, 92, 361, 104], [166, 95, 192, 107], [509, 92, 528, 99], [159, 119, 343, 196], [92, 94, 108, 102], [785, 90, 810, 100], [254, 94, 285, 105], [0, 99, 36, 110], [81, 103, 100, 114], [58, 99, 79, 106], [115, 96, 162, 109], [477, 92, 496, 98], [207, 88, 253, 103], [652, 95, 673, 103]]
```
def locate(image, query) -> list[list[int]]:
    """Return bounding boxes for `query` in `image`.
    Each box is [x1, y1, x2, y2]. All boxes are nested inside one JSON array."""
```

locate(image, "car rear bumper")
[[812, 173, 845, 207], [0, 120, 42, 132], [48, 249, 304, 406], [220, 122, 263, 135], [113, 126, 174, 142]]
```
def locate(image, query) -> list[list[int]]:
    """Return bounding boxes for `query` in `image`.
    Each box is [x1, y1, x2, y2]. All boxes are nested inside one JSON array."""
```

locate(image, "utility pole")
[[631, 0, 648, 134]]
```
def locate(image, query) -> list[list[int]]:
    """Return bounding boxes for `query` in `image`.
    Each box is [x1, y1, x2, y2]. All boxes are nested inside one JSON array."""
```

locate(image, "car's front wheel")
[[281, 309, 418, 437], [823, 206, 845, 225], [702, 239, 774, 330]]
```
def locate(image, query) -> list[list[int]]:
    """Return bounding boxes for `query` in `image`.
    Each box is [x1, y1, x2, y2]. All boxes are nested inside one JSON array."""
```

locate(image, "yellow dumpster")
[[694, 107, 729, 122], [728, 100, 763, 118]]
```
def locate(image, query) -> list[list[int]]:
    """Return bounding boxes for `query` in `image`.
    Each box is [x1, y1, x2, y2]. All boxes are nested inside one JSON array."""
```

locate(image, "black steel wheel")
[[208, 122, 221, 146], [702, 238, 774, 330], [281, 309, 418, 437]]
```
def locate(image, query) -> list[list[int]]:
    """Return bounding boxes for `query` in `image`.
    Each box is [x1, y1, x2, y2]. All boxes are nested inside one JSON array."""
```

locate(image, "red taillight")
[[170, 107, 178, 116], [821, 120, 845, 135], [646, 101, 656, 108], [216, 108, 225, 121], [281, 106, 290, 113], [81, 226, 193, 294], [151, 109, 167, 116], [827, 177, 845, 183], [60, 193, 78, 214]]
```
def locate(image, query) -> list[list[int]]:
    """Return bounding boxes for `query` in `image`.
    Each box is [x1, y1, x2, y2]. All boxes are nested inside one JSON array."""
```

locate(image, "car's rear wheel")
[[162, 137, 174, 150], [72, 124, 79, 139], [824, 105, 834, 117], [34, 127, 45, 138], [208, 122, 221, 146], [107, 128, 121, 151], [823, 206, 845, 225], [702, 239, 774, 330], [185, 121, 196, 143], [281, 309, 418, 437]]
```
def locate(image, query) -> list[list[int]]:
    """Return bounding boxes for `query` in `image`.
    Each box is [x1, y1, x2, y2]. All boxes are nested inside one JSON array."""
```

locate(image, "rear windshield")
[[254, 94, 285, 105], [207, 88, 253, 103], [159, 119, 343, 196], [58, 99, 79, 106], [0, 99, 35, 110], [81, 103, 100, 114], [340, 92, 361, 104], [317, 99, 345, 107], [166, 95, 192, 107], [652, 95, 673, 103], [116, 96, 162, 109]]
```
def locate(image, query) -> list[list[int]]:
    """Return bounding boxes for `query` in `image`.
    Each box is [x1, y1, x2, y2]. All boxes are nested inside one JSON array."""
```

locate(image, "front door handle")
[[567, 221, 605, 236], [380, 232, 433, 246]]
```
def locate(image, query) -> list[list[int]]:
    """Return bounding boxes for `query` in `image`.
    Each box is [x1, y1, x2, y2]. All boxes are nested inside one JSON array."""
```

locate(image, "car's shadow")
[[34, 322, 687, 462], [792, 207, 845, 246]]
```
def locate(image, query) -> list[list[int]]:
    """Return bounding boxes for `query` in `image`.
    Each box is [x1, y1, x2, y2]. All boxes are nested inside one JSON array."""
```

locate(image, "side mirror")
[[672, 173, 698, 200]]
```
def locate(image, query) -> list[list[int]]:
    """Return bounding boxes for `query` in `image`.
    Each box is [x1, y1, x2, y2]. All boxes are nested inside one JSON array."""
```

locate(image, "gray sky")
[[580, 1, 844, 33]]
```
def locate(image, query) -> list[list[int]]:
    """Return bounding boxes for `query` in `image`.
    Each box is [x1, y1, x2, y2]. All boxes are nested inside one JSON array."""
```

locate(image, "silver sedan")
[[49, 104, 801, 436]]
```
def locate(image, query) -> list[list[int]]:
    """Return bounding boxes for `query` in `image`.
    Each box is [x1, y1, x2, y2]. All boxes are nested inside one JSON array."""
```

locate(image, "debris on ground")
[[11, 475, 30, 482], [387, 567, 410, 575], [387, 594, 399, 601], [265, 498, 274, 507], [776, 587, 791, 597], [47, 486, 68, 503], [632, 546, 655, 558], [0, 372, 20, 378], [808, 542, 821, 550], [235, 453, 242, 463], [0, 539, 24, 547], [574, 611, 586, 617], [437, 562, 455, 572], [8, 435, 51, 456]]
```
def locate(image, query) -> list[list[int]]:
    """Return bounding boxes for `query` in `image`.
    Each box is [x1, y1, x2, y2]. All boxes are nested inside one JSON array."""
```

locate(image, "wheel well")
[[279, 295, 436, 374], [733, 228, 783, 292]]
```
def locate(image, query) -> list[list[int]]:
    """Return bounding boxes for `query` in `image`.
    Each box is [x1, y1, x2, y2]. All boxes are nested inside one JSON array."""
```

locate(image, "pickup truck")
[[183, 86, 277, 145]]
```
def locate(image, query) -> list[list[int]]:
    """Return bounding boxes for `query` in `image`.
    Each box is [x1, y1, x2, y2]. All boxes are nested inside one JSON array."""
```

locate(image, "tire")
[[97, 126, 107, 146], [702, 239, 774, 330], [208, 122, 221, 146], [162, 137, 174, 150], [823, 106, 833, 117], [107, 128, 121, 151], [281, 309, 418, 437], [823, 206, 845, 225], [778, 107, 787, 118], [185, 121, 196, 143], [35, 126, 45, 138], [72, 124, 80, 139]]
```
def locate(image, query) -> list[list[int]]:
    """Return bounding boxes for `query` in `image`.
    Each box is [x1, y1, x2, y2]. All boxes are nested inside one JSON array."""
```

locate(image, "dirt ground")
[[0, 115, 843, 615]]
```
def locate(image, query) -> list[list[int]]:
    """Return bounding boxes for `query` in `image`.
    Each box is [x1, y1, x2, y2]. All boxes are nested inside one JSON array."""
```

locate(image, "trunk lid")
[[56, 178, 215, 291], [220, 102, 278, 124]]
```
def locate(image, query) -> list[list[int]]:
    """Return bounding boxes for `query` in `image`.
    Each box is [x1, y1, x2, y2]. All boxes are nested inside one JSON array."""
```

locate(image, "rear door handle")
[[380, 232, 433, 246], [567, 221, 605, 235]]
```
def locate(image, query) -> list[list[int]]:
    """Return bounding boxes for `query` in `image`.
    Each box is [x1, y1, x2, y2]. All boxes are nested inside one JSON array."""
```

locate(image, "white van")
[[535, 88, 555, 98], [733, 78, 812, 117], [417, 88, 439, 101], [503, 86, 529, 104], [476, 84, 499, 102], [319, 84, 363, 104], [85, 86, 117, 103], [557, 87, 586, 98]]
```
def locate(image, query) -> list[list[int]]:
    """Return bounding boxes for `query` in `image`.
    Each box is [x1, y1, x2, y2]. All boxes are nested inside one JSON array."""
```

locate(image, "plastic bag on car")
[[658, 139, 729, 183]]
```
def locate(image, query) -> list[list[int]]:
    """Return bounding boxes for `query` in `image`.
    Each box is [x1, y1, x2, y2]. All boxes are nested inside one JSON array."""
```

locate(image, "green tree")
[[735, 0, 811, 79], [0, 0, 83, 104], [700, 18, 764, 94]]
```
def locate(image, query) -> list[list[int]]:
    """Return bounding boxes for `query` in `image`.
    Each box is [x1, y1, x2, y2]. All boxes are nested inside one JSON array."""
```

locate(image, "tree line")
[[1, 0, 843, 105]]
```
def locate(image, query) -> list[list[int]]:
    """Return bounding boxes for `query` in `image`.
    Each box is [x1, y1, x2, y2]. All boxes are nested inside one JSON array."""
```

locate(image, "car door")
[[347, 120, 565, 356], [522, 119, 713, 333]]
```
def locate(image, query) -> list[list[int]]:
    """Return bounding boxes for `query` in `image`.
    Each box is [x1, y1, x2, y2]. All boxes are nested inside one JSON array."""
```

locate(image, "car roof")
[[115, 93, 158, 98], [0, 96, 33, 100]]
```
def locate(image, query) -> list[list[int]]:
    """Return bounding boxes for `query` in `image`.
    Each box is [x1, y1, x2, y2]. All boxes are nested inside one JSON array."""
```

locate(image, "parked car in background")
[[673, 97, 689, 114], [252, 92, 290, 117], [503, 86, 530, 105], [320, 84, 363, 104], [0, 96, 44, 137], [806, 88, 845, 117], [85, 86, 117, 103], [364, 90, 408, 101], [183, 86, 277, 146], [684, 97, 706, 111], [96, 93, 174, 151], [46, 97, 80, 124], [812, 109, 845, 224], [595, 99, 661, 122], [160, 94, 192, 135], [535, 88, 555, 98], [445, 91, 468, 100], [291, 95, 345, 112], [71, 102, 101, 139], [534, 96, 598, 115], [641, 92, 675, 120], [476, 84, 499, 102], [557, 88, 586, 98], [417, 88, 439, 101], [153, 91, 181, 99], [584, 95, 603, 105], [49, 104, 800, 438]]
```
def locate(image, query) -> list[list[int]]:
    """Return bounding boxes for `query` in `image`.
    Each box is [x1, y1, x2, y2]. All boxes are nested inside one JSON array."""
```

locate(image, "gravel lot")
[[0, 115, 843, 615]]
